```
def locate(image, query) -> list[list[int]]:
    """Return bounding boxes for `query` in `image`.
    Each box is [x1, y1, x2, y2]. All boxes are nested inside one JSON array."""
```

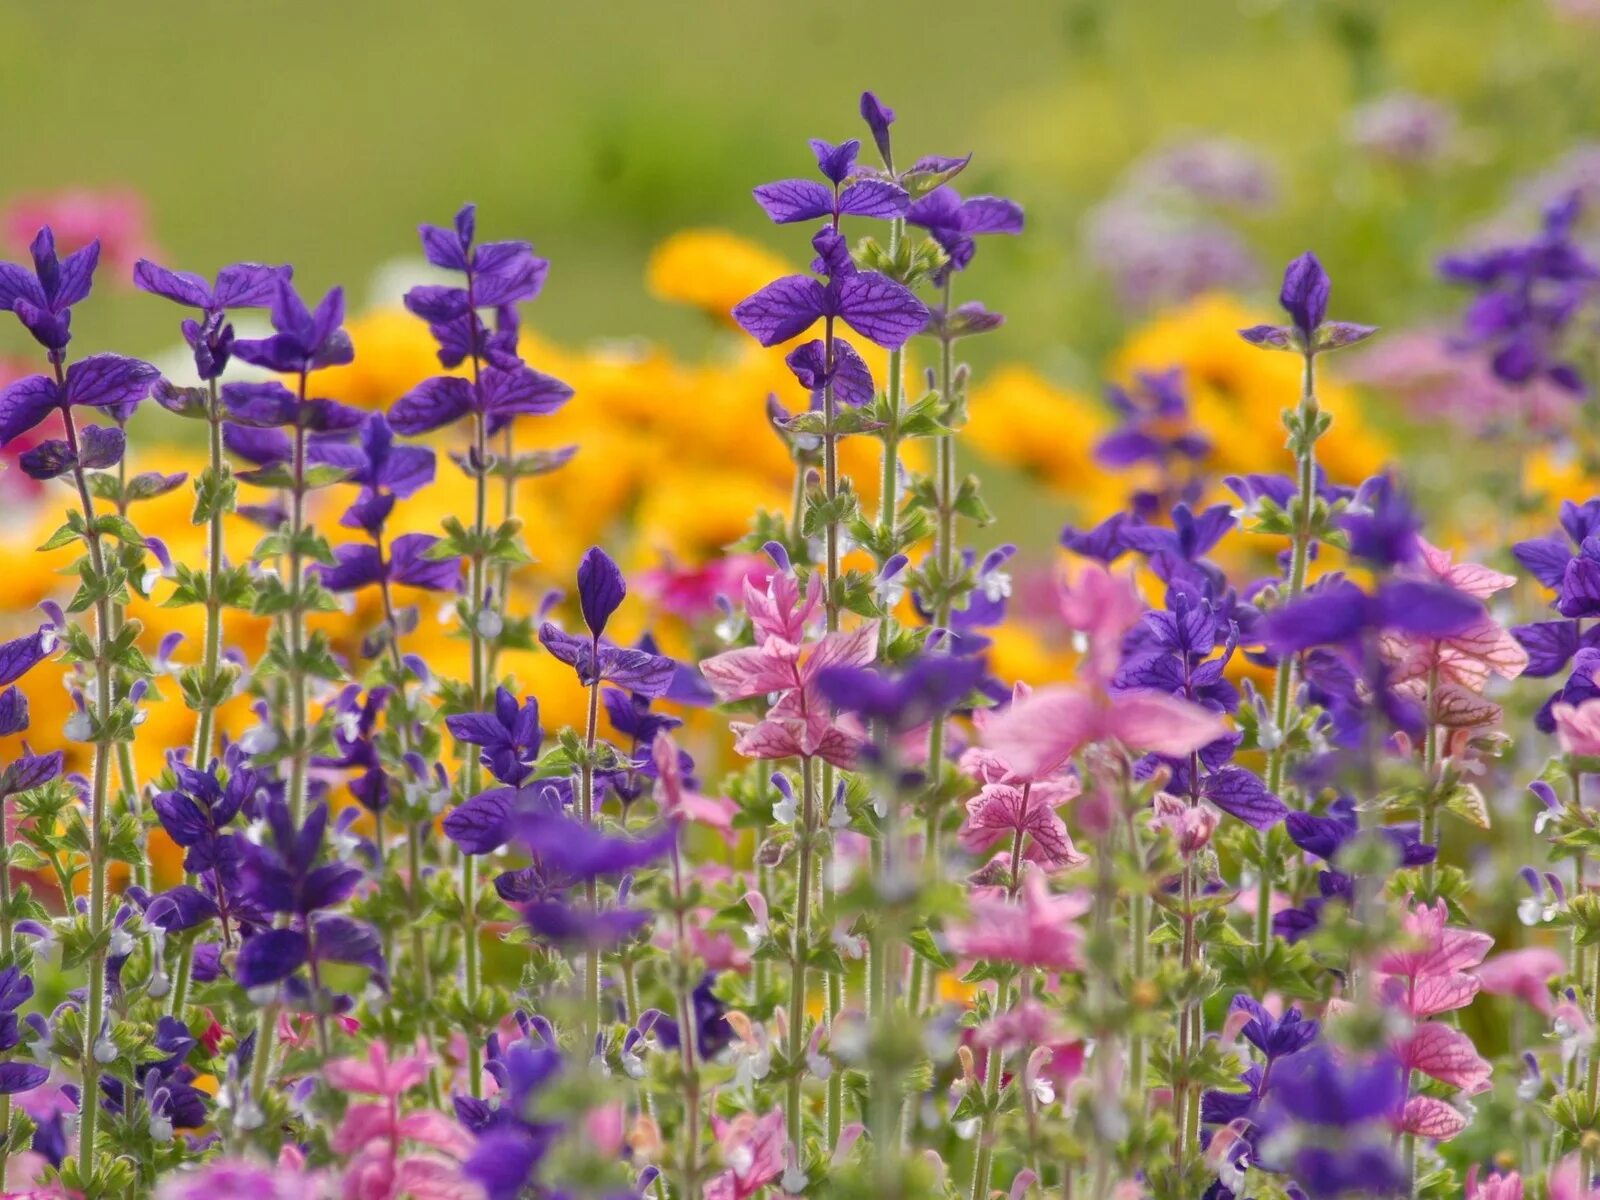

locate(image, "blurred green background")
[[5, 0, 1598, 384]]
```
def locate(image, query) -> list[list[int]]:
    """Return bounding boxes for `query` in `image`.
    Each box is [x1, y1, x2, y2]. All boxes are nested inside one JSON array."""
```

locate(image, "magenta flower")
[[705, 1109, 786, 1200]]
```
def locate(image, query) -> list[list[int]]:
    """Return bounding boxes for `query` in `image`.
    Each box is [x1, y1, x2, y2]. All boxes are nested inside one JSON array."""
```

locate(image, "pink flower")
[[1554, 699, 1600, 757], [982, 684, 1227, 781], [1549, 1154, 1600, 1200], [1395, 1094, 1468, 1141], [637, 554, 772, 619], [947, 869, 1090, 971], [1377, 900, 1493, 1016], [652, 730, 738, 835], [1057, 565, 1146, 687], [1394, 1020, 1492, 1094], [1474, 946, 1565, 1015], [3, 187, 156, 282], [155, 1160, 335, 1199], [1149, 793, 1220, 857], [325, 1044, 473, 1200], [1466, 1166, 1524, 1200], [959, 780, 1085, 869], [701, 566, 877, 769], [705, 1110, 786, 1200], [1383, 539, 1527, 731]]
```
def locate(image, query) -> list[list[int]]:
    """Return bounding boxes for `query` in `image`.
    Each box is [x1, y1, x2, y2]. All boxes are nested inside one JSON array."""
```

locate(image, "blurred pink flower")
[[947, 869, 1090, 971], [638, 554, 771, 619], [1554, 699, 1600, 757], [652, 730, 737, 836], [1466, 1166, 1524, 1200], [3, 187, 155, 282], [705, 1109, 786, 1200], [1149, 792, 1220, 857], [1474, 946, 1565, 1015], [1347, 330, 1576, 435]]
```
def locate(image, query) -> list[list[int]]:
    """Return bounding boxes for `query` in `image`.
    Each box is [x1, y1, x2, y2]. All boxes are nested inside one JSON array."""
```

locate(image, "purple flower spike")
[[134, 259, 290, 379], [232, 278, 353, 375], [0, 226, 100, 354], [577, 546, 626, 637]]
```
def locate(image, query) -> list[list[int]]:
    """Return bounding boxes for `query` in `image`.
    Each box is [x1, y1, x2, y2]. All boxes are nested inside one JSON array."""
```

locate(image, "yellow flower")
[[647, 228, 794, 324], [964, 366, 1127, 522], [1112, 294, 1389, 484]]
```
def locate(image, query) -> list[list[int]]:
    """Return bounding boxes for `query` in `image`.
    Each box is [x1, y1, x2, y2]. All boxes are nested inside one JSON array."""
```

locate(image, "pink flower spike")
[[1475, 946, 1565, 1015]]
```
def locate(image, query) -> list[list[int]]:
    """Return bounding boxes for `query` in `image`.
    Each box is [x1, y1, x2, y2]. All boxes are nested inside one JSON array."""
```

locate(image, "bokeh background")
[[4, 0, 1600, 886]]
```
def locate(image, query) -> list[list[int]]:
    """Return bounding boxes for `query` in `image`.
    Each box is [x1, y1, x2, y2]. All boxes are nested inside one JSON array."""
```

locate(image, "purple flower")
[[538, 624, 677, 696], [0, 354, 158, 446], [446, 688, 545, 787], [815, 652, 987, 733], [221, 379, 365, 432], [1340, 476, 1422, 569], [1231, 995, 1319, 1060], [859, 92, 896, 167], [313, 687, 395, 813], [732, 226, 927, 349], [753, 138, 908, 225], [389, 364, 573, 437], [1440, 193, 1598, 391], [1239, 252, 1376, 355], [231, 277, 353, 375], [0, 226, 99, 355], [133, 259, 289, 379], [905, 186, 1024, 281], [316, 533, 460, 594], [1258, 577, 1481, 656], [235, 800, 384, 992]]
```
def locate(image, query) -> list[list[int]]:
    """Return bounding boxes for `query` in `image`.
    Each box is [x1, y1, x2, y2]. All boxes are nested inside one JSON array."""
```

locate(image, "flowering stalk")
[[61, 394, 118, 1172]]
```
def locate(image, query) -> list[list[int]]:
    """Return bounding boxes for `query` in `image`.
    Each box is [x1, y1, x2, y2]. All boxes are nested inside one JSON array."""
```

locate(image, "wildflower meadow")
[[8, 4, 1600, 1197]]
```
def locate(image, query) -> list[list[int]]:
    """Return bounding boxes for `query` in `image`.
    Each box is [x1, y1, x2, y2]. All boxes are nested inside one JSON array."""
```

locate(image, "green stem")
[[1256, 349, 1320, 954], [580, 668, 602, 1043], [61, 395, 115, 1176], [786, 756, 818, 1147]]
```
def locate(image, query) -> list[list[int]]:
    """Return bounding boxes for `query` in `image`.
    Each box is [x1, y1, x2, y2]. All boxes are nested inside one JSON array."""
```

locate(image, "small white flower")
[[148, 1113, 174, 1143], [980, 570, 1012, 603], [234, 1100, 265, 1132], [93, 1036, 118, 1064], [476, 610, 504, 639], [108, 928, 134, 959], [64, 712, 93, 742], [238, 725, 278, 755], [246, 984, 278, 1006], [781, 1164, 808, 1194], [772, 795, 796, 825]]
